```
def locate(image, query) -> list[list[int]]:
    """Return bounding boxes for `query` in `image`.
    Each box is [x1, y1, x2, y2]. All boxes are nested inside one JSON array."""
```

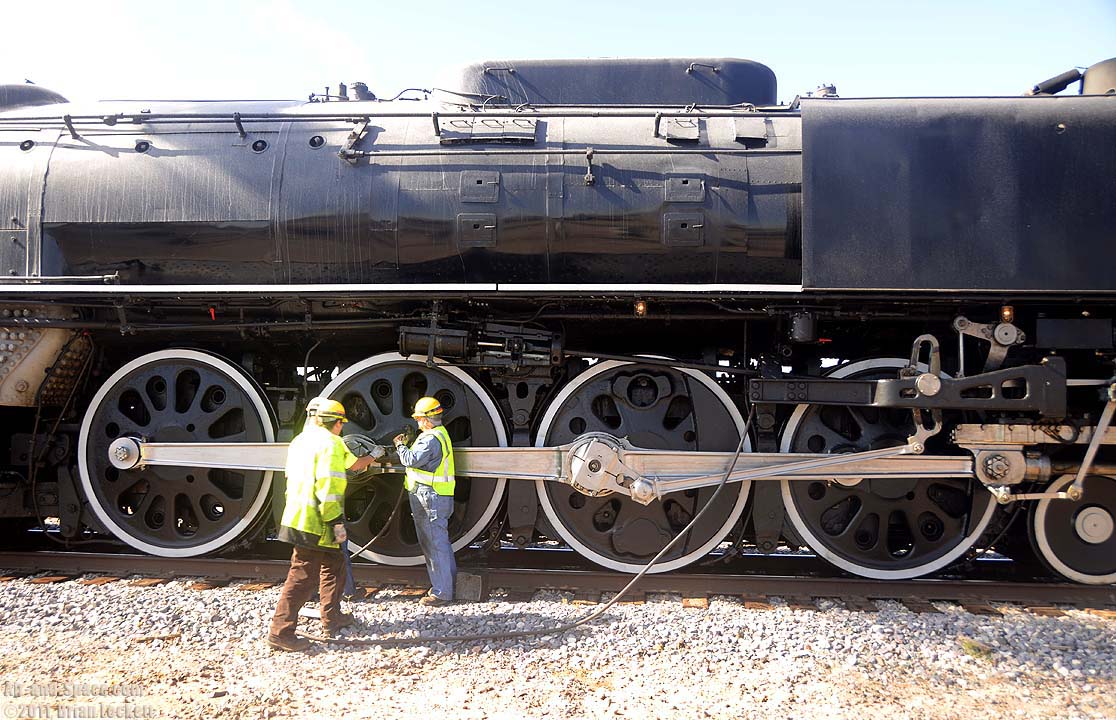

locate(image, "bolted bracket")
[[339, 117, 371, 164], [108, 436, 143, 470], [567, 434, 625, 496], [972, 448, 1028, 486], [954, 315, 1027, 373]]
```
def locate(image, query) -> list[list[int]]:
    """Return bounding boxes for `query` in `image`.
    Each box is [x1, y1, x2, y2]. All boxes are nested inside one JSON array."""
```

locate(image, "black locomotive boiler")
[[0, 56, 1114, 583]]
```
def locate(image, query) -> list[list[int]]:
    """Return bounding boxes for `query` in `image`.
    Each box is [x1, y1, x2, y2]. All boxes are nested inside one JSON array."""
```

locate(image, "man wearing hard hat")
[[268, 397, 377, 651], [394, 396, 457, 606]]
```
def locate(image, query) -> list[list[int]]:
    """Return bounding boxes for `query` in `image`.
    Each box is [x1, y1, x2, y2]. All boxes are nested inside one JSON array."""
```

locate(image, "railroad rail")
[[2, 551, 1114, 610]]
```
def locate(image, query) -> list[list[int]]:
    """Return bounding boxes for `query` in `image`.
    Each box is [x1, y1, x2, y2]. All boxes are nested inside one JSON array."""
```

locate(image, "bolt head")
[[994, 323, 1020, 346], [983, 454, 1011, 480], [629, 478, 655, 504], [915, 373, 942, 397]]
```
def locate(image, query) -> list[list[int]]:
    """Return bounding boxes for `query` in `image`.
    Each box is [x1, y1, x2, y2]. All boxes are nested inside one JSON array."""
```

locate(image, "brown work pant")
[[269, 544, 344, 638]]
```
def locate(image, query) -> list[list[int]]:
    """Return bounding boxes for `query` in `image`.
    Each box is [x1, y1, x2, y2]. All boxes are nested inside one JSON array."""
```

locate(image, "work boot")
[[267, 634, 310, 652], [419, 595, 452, 607], [322, 612, 357, 636]]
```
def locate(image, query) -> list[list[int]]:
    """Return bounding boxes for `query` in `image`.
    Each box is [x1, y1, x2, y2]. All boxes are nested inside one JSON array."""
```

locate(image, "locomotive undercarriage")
[[2, 294, 1114, 585]]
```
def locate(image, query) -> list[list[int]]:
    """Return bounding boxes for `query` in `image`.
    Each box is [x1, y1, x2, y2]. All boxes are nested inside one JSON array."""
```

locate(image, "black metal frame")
[[748, 359, 1068, 417]]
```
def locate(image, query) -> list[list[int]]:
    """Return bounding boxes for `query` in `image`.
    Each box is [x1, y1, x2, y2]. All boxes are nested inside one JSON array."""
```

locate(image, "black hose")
[[344, 485, 407, 559], [298, 406, 756, 646]]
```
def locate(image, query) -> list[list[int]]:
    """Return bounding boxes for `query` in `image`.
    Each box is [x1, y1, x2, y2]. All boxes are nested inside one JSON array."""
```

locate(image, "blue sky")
[[4, 0, 1114, 103]]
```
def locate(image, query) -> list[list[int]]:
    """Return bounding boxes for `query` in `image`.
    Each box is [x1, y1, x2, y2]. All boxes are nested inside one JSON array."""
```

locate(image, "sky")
[[2, 0, 1114, 104]]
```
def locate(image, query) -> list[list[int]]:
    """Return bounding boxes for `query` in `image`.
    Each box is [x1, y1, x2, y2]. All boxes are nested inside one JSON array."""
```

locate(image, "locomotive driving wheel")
[[320, 352, 507, 565], [535, 360, 751, 573], [779, 358, 997, 579], [1030, 474, 1116, 584], [78, 350, 275, 557]]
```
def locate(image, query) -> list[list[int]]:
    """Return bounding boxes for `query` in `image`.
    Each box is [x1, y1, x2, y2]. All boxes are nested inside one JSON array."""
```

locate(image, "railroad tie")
[[960, 602, 1003, 617], [571, 591, 599, 605], [784, 596, 819, 612], [504, 590, 536, 604], [237, 582, 277, 592], [1083, 608, 1116, 620], [741, 594, 774, 610], [188, 580, 231, 591], [681, 595, 709, 609], [842, 597, 879, 613], [27, 575, 75, 584], [130, 577, 170, 587], [79, 576, 121, 586], [351, 585, 381, 600], [899, 598, 941, 614]]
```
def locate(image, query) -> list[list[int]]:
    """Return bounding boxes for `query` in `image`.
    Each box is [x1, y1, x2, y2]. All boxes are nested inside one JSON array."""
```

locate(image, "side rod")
[[107, 437, 973, 499]]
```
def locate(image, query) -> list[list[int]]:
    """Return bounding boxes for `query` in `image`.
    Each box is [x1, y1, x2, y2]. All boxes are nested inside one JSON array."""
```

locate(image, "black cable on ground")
[[298, 405, 756, 647]]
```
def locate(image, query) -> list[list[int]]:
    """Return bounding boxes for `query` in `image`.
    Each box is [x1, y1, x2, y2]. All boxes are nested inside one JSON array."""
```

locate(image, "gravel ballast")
[[0, 575, 1114, 719]]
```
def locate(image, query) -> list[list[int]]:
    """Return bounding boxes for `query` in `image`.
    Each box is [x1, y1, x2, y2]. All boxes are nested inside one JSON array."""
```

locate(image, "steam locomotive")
[[0, 56, 1114, 582]]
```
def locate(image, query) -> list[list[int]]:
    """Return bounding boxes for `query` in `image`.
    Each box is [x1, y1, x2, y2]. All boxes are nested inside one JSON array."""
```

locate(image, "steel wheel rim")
[[1032, 474, 1116, 584], [535, 360, 750, 573], [320, 352, 507, 565], [780, 358, 996, 579], [77, 350, 275, 557]]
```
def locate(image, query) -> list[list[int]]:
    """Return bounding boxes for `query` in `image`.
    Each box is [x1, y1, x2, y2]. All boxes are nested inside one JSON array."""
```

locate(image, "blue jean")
[[408, 484, 456, 600]]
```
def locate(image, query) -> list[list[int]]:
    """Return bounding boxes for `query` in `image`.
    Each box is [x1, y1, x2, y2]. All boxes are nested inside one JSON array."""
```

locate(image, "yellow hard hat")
[[310, 397, 348, 423], [411, 396, 443, 418]]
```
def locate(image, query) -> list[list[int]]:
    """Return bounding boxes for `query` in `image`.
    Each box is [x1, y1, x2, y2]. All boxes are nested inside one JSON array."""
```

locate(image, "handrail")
[[0, 107, 796, 129]]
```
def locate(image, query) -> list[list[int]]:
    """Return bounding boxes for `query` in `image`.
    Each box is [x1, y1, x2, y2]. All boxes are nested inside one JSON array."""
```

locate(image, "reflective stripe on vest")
[[281, 425, 351, 549], [404, 425, 456, 496]]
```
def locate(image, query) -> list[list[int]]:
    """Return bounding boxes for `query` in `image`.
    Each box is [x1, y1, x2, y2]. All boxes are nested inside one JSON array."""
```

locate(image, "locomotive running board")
[[106, 435, 973, 505]]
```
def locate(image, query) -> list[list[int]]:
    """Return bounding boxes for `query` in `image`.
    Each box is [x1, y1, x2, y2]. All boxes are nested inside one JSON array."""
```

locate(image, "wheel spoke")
[[122, 485, 159, 525], [804, 424, 859, 453], [844, 407, 874, 438]]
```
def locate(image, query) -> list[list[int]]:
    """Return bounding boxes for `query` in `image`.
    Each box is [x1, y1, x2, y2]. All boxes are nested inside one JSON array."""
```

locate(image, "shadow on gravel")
[[319, 610, 616, 653]]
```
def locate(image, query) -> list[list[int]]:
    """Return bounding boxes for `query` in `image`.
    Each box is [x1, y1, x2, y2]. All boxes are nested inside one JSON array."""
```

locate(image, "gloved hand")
[[332, 523, 348, 544], [393, 433, 409, 448]]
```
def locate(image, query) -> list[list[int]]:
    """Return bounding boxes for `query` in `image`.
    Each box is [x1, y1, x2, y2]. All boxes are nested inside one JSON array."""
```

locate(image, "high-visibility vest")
[[404, 425, 455, 496], [280, 424, 354, 549]]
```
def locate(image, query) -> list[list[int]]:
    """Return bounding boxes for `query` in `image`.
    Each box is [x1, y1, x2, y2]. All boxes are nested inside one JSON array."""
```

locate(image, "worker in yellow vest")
[[268, 397, 377, 651], [394, 396, 456, 606]]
